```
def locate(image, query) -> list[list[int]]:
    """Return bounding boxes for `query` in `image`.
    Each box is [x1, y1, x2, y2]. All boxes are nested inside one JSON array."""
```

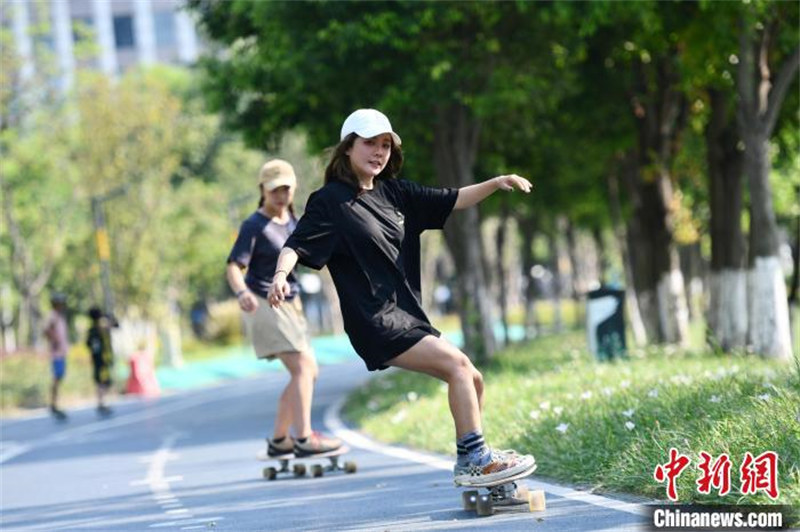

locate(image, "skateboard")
[[456, 463, 546, 517], [257, 445, 356, 480]]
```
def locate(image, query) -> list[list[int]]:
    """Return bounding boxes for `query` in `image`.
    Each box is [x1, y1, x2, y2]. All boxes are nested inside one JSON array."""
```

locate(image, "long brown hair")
[[324, 133, 404, 188]]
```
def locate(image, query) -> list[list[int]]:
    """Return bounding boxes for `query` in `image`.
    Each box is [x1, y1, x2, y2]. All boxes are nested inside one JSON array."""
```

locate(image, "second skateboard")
[[257, 445, 356, 480]]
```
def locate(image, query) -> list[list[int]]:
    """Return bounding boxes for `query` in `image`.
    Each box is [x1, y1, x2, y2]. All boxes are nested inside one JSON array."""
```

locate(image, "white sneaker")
[[454, 449, 536, 486]]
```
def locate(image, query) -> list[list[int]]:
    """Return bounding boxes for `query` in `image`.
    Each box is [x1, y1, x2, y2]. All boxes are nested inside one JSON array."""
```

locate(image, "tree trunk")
[[496, 198, 510, 346], [434, 103, 496, 363], [592, 226, 609, 285], [610, 158, 648, 348], [736, 18, 798, 360], [546, 230, 565, 334], [518, 211, 538, 341], [1, 179, 52, 347], [705, 88, 747, 351], [626, 56, 690, 345], [743, 135, 792, 359], [564, 217, 584, 328]]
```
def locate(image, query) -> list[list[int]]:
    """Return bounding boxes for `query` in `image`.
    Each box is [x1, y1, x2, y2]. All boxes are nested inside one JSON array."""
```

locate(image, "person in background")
[[87, 307, 114, 418], [44, 293, 69, 421], [226, 159, 341, 458]]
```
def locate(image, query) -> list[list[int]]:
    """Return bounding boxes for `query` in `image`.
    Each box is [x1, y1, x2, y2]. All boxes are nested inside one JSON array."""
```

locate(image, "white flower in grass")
[[367, 400, 380, 411], [602, 387, 614, 397], [391, 409, 407, 424], [406, 391, 418, 402], [622, 409, 635, 418], [671, 375, 692, 386], [539, 401, 551, 410], [709, 395, 721, 404], [556, 423, 569, 434], [757, 393, 771, 402], [581, 391, 593, 400], [529, 410, 541, 420], [624, 421, 635, 431], [647, 389, 659, 398], [620, 380, 631, 389], [553, 406, 564, 416]]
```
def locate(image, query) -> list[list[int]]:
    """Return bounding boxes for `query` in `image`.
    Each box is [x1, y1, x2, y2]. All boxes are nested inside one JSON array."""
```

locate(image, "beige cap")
[[259, 159, 296, 191]]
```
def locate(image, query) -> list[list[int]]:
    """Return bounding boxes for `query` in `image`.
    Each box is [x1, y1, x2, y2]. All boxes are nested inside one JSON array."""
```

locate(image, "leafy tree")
[[735, 0, 798, 359]]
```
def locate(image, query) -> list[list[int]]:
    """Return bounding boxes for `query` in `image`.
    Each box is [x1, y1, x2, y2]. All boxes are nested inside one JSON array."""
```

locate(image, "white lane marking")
[[133, 433, 202, 529], [325, 396, 649, 517], [0, 442, 32, 463]]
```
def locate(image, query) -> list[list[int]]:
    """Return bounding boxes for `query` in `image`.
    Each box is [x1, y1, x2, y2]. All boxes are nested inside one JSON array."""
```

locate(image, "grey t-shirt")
[[227, 211, 299, 300]]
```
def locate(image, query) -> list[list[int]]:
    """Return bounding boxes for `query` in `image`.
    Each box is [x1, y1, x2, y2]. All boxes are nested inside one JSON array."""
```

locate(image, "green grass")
[[343, 331, 800, 505]]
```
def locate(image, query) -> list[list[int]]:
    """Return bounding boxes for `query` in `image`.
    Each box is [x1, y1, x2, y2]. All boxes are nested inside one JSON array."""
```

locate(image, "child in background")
[[87, 307, 114, 417]]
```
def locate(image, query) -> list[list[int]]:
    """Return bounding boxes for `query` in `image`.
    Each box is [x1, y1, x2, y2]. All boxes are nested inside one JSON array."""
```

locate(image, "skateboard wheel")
[[462, 490, 478, 511], [516, 485, 529, 499], [344, 461, 357, 474], [529, 489, 546, 512], [312, 464, 324, 478], [293, 464, 306, 477], [263, 467, 277, 481], [476, 494, 494, 517]]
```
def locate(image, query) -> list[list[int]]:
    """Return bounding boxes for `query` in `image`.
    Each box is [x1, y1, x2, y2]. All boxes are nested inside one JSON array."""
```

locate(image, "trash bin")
[[586, 286, 626, 361]]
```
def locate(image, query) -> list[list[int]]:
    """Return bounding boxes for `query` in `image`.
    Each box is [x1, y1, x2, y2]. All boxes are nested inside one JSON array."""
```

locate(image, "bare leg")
[[50, 378, 60, 410], [273, 351, 318, 439], [387, 335, 484, 439]]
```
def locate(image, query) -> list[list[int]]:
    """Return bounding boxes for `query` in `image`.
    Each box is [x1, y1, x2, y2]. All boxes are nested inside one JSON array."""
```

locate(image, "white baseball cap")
[[340, 108, 402, 146]]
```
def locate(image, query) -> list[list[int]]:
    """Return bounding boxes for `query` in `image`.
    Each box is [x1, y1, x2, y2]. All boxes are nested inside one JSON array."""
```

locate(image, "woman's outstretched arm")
[[454, 174, 532, 210]]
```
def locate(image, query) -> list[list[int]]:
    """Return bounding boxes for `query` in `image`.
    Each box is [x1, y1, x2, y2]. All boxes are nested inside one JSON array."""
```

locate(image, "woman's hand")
[[494, 174, 532, 193], [237, 290, 259, 313], [268, 271, 291, 308]]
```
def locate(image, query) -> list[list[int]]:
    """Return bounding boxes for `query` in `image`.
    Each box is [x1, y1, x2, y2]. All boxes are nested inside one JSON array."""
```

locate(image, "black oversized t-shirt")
[[285, 178, 458, 370], [227, 212, 300, 300]]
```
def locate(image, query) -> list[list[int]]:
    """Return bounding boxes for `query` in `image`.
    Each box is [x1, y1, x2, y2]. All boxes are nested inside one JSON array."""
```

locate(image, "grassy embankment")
[[343, 317, 800, 506]]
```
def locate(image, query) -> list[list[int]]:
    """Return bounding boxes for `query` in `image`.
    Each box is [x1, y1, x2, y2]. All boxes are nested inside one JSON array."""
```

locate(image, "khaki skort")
[[243, 295, 311, 359]]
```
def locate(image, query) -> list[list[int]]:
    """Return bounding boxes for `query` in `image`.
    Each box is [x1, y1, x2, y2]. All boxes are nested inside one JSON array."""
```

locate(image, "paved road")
[[1, 361, 648, 531]]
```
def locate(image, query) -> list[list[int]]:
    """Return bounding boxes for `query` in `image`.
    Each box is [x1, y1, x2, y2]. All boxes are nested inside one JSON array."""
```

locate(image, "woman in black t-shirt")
[[227, 159, 342, 458], [269, 109, 535, 486]]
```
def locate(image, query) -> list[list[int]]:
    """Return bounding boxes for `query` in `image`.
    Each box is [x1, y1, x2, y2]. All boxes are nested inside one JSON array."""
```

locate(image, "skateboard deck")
[[457, 463, 546, 517], [257, 445, 356, 480]]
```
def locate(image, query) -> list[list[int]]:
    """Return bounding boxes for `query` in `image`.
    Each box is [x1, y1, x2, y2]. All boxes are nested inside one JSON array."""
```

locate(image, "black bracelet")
[[235, 289, 248, 297]]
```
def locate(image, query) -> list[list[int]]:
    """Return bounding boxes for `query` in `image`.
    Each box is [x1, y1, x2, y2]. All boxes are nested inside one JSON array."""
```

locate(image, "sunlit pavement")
[[1, 361, 648, 531]]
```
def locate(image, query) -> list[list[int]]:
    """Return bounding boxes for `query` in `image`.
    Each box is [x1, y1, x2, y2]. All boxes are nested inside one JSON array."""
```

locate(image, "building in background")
[[3, 0, 202, 91]]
